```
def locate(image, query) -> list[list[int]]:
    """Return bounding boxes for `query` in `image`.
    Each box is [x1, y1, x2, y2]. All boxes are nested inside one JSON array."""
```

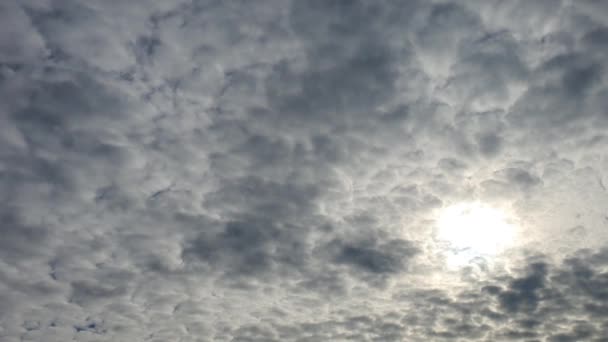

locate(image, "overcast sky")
[[1, 0, 608, 341]]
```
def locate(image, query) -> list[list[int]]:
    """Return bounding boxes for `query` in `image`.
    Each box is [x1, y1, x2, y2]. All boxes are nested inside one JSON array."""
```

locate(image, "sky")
[[1, 0, 608, 341]]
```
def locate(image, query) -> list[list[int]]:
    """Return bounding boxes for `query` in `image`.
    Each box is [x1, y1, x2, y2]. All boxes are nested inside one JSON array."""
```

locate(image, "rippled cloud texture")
[[1, 0, 608, 341]]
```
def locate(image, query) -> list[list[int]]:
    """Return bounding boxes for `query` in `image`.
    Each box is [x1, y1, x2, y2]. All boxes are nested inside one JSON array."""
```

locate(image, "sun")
[[436, 202, 517, 262]]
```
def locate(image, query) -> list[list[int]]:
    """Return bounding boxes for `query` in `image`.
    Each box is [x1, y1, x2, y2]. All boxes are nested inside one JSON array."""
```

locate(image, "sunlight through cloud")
[[436, 202, 518, 266]]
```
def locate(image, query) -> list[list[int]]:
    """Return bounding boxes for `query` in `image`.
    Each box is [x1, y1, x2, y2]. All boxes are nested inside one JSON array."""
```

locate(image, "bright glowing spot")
[[436, 202, 517, 258]]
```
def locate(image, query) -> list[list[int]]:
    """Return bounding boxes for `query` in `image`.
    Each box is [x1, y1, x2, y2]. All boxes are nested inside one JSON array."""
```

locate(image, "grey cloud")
[[268, 0, 419, 134], [69, 271, 132, 307], [495, 262, 548, 313], [330, 238, 418, 275], [494, 167, 542, 190], [477, 133, 503, 157], [442, 31, 528, 112], [0, 209, 49, 262], [183, 218, 284, 277], [0, 2, 48, 63], [400, 249, 608, 341], [583, 27, 608, 52], [2, 0, 608, 341], [437, 157, 468, 173], [508, 52, 606, 133]]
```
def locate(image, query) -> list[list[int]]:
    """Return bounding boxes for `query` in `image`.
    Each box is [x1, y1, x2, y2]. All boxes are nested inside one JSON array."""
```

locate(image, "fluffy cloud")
[[1, 0, 607, 341]]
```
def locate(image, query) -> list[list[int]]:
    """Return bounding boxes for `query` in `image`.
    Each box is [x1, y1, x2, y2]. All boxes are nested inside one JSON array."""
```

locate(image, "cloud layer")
[[1, 0, 608, 341]]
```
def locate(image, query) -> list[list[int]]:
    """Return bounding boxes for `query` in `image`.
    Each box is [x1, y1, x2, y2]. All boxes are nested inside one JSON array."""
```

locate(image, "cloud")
[[332, 239, 417, 274], [1, 0, 608, 341]]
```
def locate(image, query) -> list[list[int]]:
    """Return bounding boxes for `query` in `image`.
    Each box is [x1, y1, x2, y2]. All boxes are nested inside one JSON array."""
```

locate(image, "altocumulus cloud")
[[1, 0, 608, 341]]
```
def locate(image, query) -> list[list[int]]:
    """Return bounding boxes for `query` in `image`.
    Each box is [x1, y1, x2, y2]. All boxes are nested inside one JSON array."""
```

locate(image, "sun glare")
[[436, 202, 517, 262]]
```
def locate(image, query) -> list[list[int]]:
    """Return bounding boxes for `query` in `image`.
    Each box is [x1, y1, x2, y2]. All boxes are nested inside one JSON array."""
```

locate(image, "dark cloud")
[[495, 167, 542, 190], [330, 237, 418, 275], [0, 209, 49, 262], [495, 262, 548, 313], [508, 52, 606, 134]]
